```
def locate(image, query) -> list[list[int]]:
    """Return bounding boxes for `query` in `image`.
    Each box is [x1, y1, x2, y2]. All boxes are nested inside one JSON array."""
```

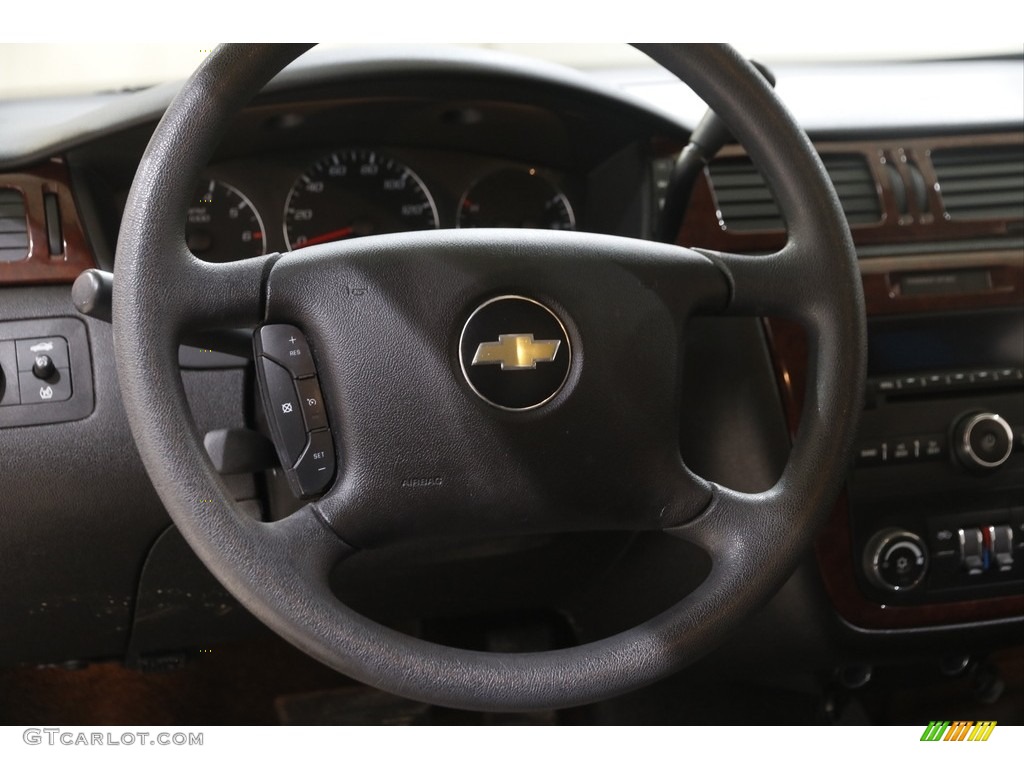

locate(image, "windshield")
[[2, 41, 1021, 100]]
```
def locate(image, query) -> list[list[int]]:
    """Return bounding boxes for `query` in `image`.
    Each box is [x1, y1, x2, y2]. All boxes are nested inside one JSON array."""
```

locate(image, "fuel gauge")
[[457, 168, 575, 230]]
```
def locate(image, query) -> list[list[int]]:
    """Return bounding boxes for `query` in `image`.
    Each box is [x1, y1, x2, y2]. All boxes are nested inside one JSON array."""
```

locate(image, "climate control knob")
[[954, 412, 1013, 471], [863, 528, 928, 592]]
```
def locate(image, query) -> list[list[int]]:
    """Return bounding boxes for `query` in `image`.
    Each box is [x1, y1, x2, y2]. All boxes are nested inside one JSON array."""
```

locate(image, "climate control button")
[[864, 528, 929, 592]]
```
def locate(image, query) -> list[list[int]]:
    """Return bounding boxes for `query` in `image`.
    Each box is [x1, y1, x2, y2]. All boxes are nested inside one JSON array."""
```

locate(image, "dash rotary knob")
[[954, 412, 1013, 472]]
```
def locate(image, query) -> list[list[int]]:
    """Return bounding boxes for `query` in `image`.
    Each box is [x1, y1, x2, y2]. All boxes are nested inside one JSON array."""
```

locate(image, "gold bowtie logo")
[[472, 334, 561, 371]]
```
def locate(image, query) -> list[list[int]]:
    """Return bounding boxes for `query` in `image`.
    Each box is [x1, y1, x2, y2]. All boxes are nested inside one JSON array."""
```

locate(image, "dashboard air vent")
[[932, 145, 1024, 221], [708, 154, 881, 232], [0, 188, 30, 263]]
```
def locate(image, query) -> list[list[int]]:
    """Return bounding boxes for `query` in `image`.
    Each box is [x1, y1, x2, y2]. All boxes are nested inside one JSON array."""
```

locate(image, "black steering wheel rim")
[[113, 43, 865, 711]]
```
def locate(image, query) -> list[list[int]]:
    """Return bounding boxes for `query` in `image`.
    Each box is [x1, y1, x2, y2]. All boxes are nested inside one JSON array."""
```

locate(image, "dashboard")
[[0, 46, 1022, 723], [52, 60, 669, 276]]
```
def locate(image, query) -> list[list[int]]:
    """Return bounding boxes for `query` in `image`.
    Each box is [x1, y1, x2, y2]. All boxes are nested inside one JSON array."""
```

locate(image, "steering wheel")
[[112, 44, 864, 711]]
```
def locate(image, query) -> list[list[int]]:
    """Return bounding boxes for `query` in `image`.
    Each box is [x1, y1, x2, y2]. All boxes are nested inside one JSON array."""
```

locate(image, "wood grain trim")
[[674, 132, 1024, 251], [0, 159, 96, 285]]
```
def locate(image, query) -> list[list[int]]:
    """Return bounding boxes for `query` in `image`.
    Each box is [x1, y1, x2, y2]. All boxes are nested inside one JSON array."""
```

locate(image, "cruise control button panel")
[[254, 324, 336, 498]]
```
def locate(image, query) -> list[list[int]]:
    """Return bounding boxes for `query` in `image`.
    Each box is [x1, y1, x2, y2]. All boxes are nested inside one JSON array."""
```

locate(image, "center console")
[[851, 309, 1024, 606], [674, 130, 1024, 631]]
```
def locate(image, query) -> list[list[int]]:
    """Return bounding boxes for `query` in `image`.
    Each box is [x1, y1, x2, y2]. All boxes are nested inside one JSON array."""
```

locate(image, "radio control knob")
[[863, 528, 928, 592], [954, 412, 1013, 471]]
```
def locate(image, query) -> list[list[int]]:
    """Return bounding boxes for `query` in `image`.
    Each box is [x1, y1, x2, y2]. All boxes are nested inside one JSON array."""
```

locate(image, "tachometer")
[[185, 179, 266, 262], [457, 168, 575, 230], [283, 149, 438, 250]]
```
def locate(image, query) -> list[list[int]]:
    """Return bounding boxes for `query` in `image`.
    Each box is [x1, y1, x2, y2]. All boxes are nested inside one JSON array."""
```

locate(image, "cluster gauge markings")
[[284, 149, 439, 250], [457, 168, 575, 230], [185, 179, 266, 262]]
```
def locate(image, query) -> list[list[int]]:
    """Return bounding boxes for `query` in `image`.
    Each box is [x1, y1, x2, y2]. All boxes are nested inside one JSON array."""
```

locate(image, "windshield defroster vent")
[[0, 188, 30, 263], [932, 145, 1024, 221], [707, 154, 881, 232]]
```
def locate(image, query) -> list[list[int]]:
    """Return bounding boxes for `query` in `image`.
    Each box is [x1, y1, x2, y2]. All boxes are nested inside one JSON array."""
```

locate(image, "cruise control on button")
[[296, 376, 327, 430]]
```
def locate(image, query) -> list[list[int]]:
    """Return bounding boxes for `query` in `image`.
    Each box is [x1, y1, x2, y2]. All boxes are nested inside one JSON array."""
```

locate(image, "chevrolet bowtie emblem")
[[472, 334, 561, 371], [460, 296, 571, 410]]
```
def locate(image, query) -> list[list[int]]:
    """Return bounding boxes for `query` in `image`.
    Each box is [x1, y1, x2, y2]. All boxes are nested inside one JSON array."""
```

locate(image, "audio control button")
[[875, 378, 898, 393], [856, 441, 885, 466], [891, 439, 915, 462], [922, 435, 946, 459], [955, 412, 1013, 471]]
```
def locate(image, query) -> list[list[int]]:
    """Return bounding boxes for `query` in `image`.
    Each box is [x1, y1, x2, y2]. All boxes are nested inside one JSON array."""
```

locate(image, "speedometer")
[[283, 149, 438, 250]]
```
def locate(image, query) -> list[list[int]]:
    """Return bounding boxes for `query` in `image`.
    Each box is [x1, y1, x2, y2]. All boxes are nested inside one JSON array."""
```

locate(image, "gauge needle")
[[296, 226, 355, 248]]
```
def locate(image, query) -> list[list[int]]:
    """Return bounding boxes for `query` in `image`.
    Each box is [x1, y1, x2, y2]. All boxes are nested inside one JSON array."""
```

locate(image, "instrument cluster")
[[184, 147, 577, 262]]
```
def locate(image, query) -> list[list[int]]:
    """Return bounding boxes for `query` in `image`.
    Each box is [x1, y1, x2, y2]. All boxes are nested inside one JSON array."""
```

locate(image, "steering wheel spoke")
[[264, 503, 356, 579], [176, 251, 279, 331], [696, 244, 803, 318]]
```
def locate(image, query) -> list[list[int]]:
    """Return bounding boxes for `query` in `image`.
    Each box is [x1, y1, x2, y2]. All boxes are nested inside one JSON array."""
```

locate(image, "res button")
[[255, 324, 316, 378]]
